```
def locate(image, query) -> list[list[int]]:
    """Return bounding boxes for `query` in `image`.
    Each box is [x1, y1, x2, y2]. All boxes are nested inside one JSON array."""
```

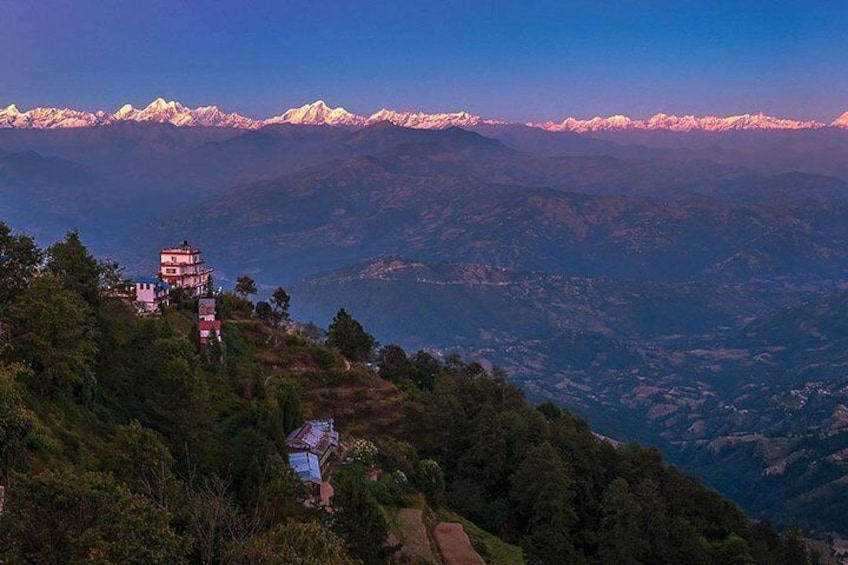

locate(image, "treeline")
[[379, 350, 820, 564], [0, 223, 821, 564], [0, 225, 368, 563]]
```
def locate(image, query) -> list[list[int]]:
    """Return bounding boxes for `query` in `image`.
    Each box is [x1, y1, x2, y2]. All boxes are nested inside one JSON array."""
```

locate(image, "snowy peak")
[[111, 98, 260, 128], [1, 98, 845, 132], [0, 104, 107, 128], [264, 100, 366, 127], [530, 112, 827, 133], [832, 111, 848, 129], [365, 108, 500, 129]]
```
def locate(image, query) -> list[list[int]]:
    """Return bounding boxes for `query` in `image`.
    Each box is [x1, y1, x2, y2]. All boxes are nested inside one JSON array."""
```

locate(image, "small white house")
[[135, 277, 170, 313]]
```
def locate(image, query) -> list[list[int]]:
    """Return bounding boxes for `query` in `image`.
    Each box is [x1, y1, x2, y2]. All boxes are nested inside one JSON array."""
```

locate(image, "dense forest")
[[0, 223, 824, 564]]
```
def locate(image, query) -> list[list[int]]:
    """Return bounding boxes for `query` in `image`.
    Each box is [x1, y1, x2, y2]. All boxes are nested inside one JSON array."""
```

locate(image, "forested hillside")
[[0, 223, 824, 564]]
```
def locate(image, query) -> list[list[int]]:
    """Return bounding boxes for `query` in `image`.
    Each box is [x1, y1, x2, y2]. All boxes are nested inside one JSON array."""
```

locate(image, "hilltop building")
[[158, 241, 213, 298], [134, 276, 170, 314]]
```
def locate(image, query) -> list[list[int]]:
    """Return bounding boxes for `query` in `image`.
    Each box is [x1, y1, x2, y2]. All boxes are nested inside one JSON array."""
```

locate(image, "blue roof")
[[288, 451, 322, 485], [136, 277, 171, 290]]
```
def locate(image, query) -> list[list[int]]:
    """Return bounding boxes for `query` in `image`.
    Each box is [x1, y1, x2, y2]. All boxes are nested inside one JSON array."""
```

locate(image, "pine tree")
[[332, 469, 394, 563], [46, 230, 102, 307], [326, 308, 376, 362]]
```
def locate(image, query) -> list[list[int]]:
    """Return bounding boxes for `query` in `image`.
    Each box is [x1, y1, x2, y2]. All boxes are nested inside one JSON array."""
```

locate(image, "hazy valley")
[[3, 111, 848, 541]]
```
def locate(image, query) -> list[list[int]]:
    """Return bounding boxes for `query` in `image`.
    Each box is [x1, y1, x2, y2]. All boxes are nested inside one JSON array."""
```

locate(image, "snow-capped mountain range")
[[2, 98, 846, 132], [529, 113, 828, 133]]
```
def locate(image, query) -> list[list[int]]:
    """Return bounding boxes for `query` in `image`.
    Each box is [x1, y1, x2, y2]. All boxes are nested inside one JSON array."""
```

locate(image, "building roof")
[[286, 419, 339, 457], [288, 451, 322, 485], [161, 240, 202, 254], [199, 320, 221, 331], [136, 276, 171, 290]]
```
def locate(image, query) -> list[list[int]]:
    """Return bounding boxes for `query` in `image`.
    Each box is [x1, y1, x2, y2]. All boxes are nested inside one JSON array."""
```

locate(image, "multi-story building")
[[158, 241, 213, 297]]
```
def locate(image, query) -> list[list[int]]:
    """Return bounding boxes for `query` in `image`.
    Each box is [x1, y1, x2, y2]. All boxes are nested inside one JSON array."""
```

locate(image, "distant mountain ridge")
[[529, 112, 828, 133], [3, 98, 847, 131]]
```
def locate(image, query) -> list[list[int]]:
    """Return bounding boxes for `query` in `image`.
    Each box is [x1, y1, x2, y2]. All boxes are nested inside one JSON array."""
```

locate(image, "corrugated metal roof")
[[286, 419, 339, 457], [136, 276, 171, 290], [288, 451, 322, 484]]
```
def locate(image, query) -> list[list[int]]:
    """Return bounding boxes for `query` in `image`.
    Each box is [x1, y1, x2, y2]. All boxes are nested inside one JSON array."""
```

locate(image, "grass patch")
[[436, 508, 524, 565]]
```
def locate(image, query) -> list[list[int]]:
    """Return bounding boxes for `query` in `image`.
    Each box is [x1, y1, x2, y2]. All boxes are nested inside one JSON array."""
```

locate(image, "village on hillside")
[[122, 241, 486, 564], [132, 241, 222, 346], [133, 242, 349, 493]]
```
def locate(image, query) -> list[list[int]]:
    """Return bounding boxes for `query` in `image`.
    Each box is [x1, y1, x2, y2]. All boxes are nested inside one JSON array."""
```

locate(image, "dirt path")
[[434, 522, 485, 565], [392, 508, 437, 564]]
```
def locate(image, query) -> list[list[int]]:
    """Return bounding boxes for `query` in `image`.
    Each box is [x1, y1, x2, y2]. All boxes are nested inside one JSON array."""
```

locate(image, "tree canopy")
[[0, 222, 42, 308], [235, 275, 257, 299], [326, 308, 377, 362], [0, 226, 820, 565]]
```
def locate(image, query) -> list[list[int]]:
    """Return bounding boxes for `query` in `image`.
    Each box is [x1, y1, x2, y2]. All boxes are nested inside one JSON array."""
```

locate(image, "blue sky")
[[2, 0, 847, 121]]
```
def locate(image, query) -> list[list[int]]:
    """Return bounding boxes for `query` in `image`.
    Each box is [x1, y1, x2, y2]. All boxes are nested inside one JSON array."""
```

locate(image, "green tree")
[[255, 301, 273, 324], [375, 344, 413, 383], [46, 229, 102, 307], [414, 458, 446, 506], [262, 378, 302, 438], [218, 291, 253, 320], [99, 259, 132, 296], [536, 401, 562, 422], [409, 350, 441, 391], [235, 275, 257, 300], [0, 469, 187, 564], [713, 533, 756, 565], [332, 468, 394, 564], [270, 286, 291, 326], [239, 521, 361, 565], [0, 364, 34, 480], [0, 222, 42, 308], [102, 421, 177, 507], [512, 442, 582, 564], [597, 478, 645, 565], [326, 308, 377, 362], [3, 274, 98, 395], [249, 454, 307, 528], [462, 403, 509, 494], [132, 336, 210, 455]]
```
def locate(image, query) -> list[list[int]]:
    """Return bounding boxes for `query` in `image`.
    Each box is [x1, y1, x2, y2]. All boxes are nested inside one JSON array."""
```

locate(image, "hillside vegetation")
[[0, 223, 824, 564]]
